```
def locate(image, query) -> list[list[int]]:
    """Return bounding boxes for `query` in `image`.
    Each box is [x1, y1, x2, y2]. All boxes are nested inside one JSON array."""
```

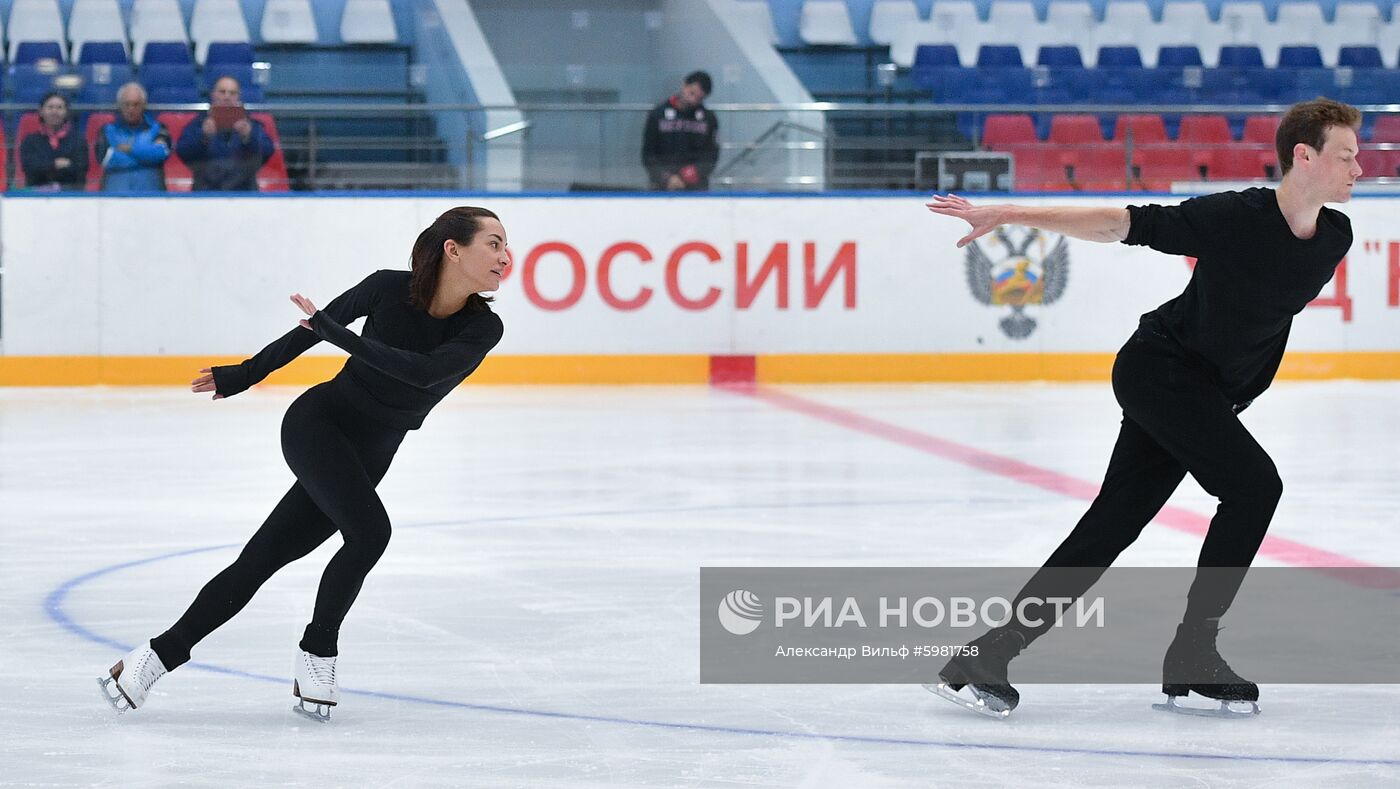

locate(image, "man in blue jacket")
[[176, 75, 275, 191], [97, 83, 172, 192]]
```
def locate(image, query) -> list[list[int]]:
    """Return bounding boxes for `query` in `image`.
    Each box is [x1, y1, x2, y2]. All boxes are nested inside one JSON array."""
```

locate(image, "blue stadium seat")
[[1096, 46, 1143, 69], [11, 65, 69, 103], [148, 83, 200, 103], [143, 42, 194, 65], [142, 62, 199, 102], [78, 64, 136, 103], [78, 41, 129, 65], [1294, 69, 1338, 98], [205, 42, 255, 68], [975, 45, 1024, 69], [14, 41, 64, 64], [1217, 46, 1264, 69], [911, 65, 960, 95], [1341, 71, 1400, 105], [911, 45, 961, 94], [1158, 46, 1204, 68], [1037, 46, 1083, 68], [912, 44, 961, 69], [1040, 67, 1092, 102], [1276, 46, 1323, 68], [1338, 47, 1384, 69]]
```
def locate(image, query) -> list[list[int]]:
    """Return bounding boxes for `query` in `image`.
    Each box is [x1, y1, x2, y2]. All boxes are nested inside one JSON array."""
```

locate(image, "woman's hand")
[[925, 194, 1008, 248], [290, 293, 318, 330], [192, 367, 224, 399]]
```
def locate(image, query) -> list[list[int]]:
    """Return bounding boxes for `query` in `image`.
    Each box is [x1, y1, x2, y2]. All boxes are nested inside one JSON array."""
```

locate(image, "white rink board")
[[2, 195, 1398, 356]]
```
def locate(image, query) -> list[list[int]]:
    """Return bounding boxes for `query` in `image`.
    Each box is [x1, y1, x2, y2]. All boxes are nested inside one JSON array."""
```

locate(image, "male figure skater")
[[925, 99, 1361, 718]]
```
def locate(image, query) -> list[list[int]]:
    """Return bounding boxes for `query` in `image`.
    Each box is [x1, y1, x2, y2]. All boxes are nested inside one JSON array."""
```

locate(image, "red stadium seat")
[[1208, 147, 1272, 180], [1113, 114, 1168, 144], [982, 114, 1037, 148], [250, 112, 289, 192], [1004, 144, 1070, 191], [1357, 149, 1400, 178], [1176, 116, 1233, 178], [1134, 145, 1197, 190], [156, 111, 197, 191], [1048, 114, 1104, 144], [996, 144, 1058, 190], [1177, 115, 1233, 144], [85, 112, 115, 191], [1242, 115, 1279, 145], [1061, 146, 1130, 190], [12, 111, 43, 188], [1373, 116, 1400, 142]]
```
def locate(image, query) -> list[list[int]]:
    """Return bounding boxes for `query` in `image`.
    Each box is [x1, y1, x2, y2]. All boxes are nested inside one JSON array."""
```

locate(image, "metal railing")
[[3, 100, 1397, 193]]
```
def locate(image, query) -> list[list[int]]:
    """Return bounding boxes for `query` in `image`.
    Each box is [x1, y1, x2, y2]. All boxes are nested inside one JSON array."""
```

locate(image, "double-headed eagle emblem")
[[965, 226, 1070, 339]]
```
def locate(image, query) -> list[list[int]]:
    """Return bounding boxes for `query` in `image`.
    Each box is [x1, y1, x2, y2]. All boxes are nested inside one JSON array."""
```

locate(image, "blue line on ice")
[[47, 503, 1400, 767]]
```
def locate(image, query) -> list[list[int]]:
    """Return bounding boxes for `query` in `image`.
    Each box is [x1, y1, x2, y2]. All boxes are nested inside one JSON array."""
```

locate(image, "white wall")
[[3, 195, 1393, 357]]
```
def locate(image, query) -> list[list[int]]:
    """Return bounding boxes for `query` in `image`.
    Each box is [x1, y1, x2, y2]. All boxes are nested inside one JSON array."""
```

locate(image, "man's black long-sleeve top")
[[1124, 187, 1352, 404]]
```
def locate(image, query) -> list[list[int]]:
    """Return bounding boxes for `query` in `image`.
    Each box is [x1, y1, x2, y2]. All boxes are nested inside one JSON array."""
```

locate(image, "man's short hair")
[[684, 70, 713, 96], [1276, 98, 1362, 175]]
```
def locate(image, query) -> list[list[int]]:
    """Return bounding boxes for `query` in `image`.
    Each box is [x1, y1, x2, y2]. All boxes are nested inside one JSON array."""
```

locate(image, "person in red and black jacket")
[[20, 92, 88, 191], [642, 71, 719, 191]]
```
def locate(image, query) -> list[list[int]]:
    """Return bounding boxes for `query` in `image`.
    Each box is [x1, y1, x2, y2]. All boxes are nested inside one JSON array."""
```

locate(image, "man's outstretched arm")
[[927, 194, 1130, 247]]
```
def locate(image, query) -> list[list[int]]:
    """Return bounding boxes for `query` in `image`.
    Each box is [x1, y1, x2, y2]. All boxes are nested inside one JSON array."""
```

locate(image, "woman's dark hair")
[[38, 91, 70, 117], [408, 206, 500, 312]]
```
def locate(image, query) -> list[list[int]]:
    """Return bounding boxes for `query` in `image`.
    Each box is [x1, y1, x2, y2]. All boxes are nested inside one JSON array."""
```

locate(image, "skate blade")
[[292, 700, 333, 723], [923, 681, 1012, 719], [1152, 695, 1260, 719], [96, 675, 133, 714]]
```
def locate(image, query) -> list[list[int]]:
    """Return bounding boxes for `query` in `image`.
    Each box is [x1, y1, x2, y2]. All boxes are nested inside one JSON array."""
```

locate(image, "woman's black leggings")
[[151, 382, 406, 669], [1010, 328, 1283, 645]]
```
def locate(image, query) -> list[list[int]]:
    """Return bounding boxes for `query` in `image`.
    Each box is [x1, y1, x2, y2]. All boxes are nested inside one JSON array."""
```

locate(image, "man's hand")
[[54, 157, 71, 169], [666, 174, 686, 191], [926, 194, 1008, 248], [232, 118, 252, 140], [202, 117, 217, 137]]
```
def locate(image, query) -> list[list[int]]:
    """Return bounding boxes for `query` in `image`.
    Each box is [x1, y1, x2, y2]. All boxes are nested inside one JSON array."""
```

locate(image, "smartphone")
[[211, 104, 247, 131]]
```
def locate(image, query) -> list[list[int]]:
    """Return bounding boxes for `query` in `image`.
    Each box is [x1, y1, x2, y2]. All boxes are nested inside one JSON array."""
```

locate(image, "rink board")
[[2, 193, 1399, 384]]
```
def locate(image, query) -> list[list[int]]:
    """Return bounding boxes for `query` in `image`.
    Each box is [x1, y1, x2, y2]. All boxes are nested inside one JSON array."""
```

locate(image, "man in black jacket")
[[642, 71, 719, 191]]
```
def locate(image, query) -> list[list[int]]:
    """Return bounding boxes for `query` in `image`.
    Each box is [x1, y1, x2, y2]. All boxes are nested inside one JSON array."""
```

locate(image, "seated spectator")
[[97, 83, 172, 192], [175, 75, 275, 191], [20, 92, 89, 191]]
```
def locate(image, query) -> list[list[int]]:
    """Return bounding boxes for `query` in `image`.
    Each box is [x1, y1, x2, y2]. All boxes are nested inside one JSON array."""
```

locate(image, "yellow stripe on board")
[[2, 353, 1400, 386], [757, 353, 1117, 383], [760, 353, 1400, 383], [473, 355, 711, 384], [0, 355, 713, 386]]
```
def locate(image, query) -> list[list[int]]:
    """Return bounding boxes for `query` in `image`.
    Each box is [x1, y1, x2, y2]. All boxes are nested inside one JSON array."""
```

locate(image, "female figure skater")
[[99, 207, 508, 721]]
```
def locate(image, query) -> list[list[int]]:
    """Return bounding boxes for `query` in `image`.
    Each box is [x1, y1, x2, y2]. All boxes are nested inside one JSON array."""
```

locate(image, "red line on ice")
[[739, 384, 1397, 587]]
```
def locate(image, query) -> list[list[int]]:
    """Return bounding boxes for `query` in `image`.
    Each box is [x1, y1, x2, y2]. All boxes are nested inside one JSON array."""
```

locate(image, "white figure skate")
[[98, 641, 168, 713], [292, 649, 339, 722]]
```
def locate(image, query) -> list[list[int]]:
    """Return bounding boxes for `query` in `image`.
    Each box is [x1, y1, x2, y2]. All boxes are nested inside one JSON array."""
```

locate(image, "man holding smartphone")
[[176, 75, 275, 191]]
